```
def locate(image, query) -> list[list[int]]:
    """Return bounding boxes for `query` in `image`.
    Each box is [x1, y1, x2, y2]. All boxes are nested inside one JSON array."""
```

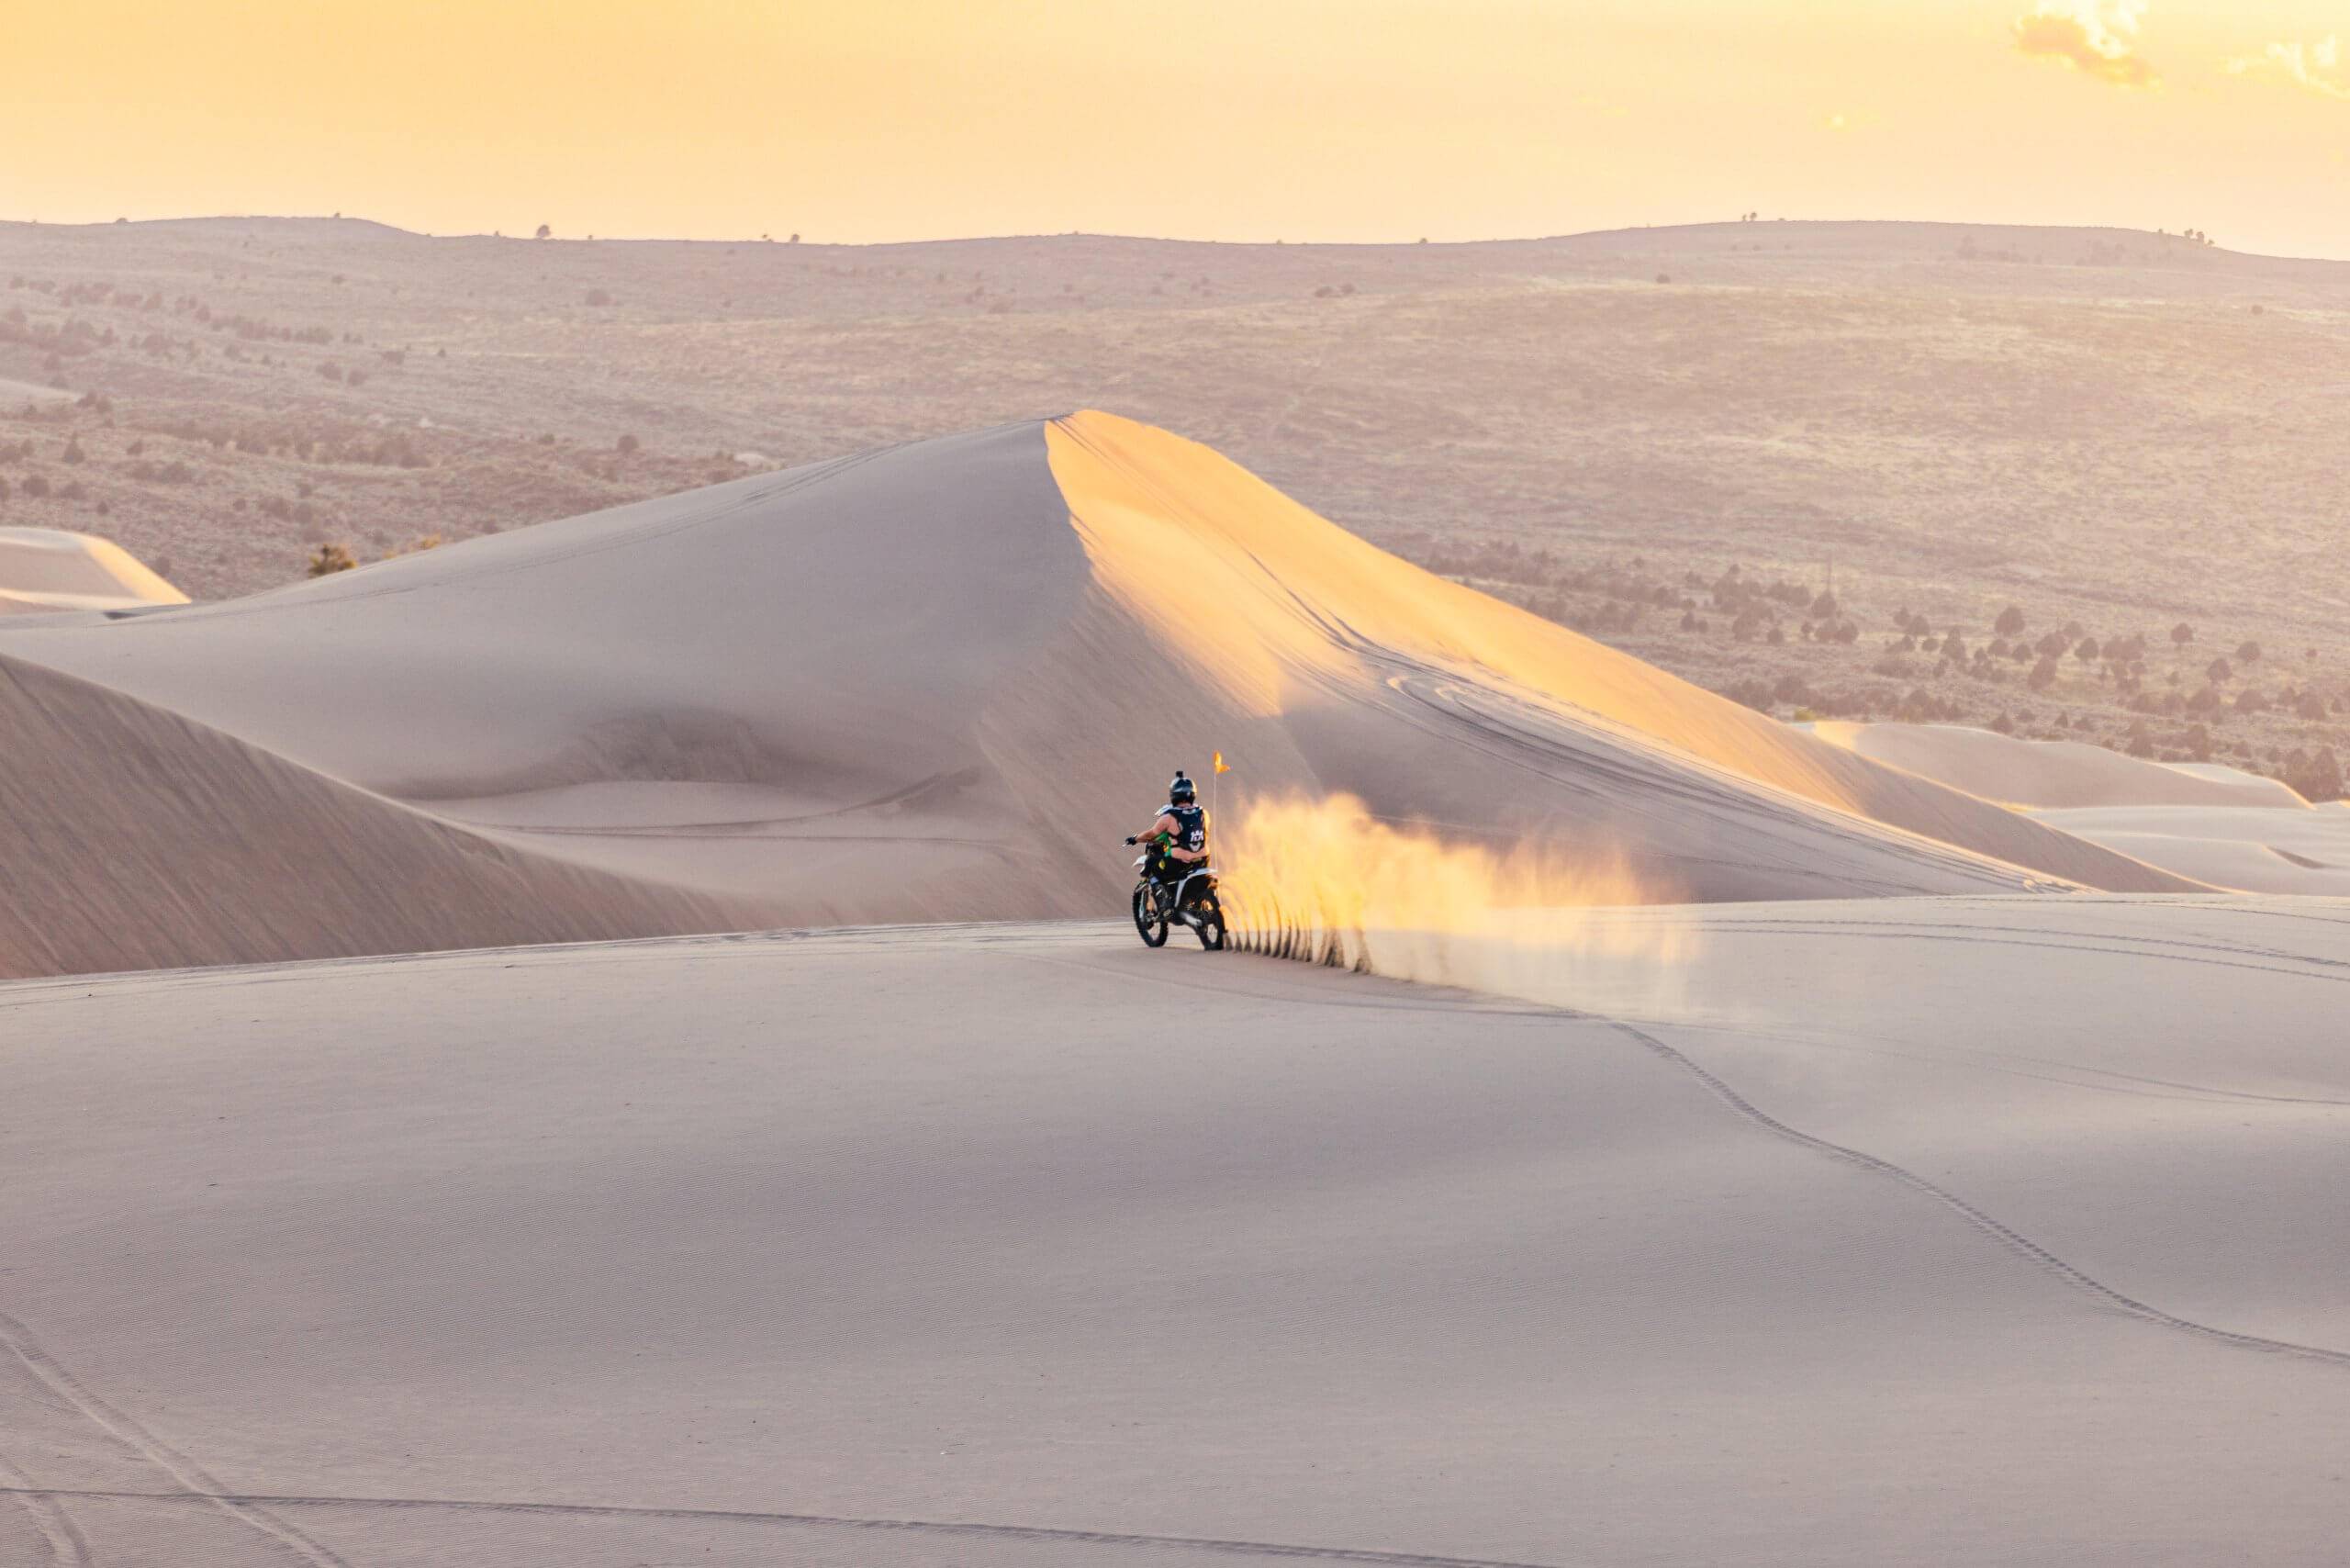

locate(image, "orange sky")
[[7, 0, 2349, 255]]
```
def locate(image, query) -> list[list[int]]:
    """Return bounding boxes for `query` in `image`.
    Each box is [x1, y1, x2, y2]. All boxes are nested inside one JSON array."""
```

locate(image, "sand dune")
[[4, 907, 2343, 1565], [1048, 414, 2187, 897], [1807, 720, 2350, 892], [2028, 803, 2350, 894], [1812, 720, 2305, 809], [0, 414, 2195, 978], [0, 525, 187, 615], [0, 652, 739, 978], [0, 375, 73, 406]]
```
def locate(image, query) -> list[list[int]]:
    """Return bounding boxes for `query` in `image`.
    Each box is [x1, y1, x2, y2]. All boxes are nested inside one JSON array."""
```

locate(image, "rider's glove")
[[1125, 836, 1138, 846]]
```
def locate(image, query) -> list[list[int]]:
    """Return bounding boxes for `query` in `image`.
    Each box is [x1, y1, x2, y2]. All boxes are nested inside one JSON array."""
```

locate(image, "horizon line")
[[6, 212, 2348, 265]]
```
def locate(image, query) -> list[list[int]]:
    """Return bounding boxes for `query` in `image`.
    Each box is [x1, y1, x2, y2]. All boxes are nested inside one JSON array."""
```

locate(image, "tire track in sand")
[[1583, 1016, 2350, 1370], [0, 1486, 1566, 1568], [0, 1445, 91, 1567], [1228, 907, 2350, 1369], [0, 1311, 352, 1567]]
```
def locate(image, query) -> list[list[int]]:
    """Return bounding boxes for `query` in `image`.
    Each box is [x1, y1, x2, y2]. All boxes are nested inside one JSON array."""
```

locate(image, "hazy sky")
[[7, 0, 2350, 255]]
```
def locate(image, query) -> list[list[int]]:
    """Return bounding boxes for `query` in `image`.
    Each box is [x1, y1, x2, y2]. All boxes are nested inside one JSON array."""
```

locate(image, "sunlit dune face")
[[1044, 410, 1875, 816]]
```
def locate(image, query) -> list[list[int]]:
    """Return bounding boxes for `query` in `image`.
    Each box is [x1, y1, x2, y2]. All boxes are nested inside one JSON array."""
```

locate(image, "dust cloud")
[[1219, 792, 1697, 1014]]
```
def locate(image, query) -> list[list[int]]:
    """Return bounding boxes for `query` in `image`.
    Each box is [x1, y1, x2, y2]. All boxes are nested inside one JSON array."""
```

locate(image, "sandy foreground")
[[3, 901, 2346, 1567]]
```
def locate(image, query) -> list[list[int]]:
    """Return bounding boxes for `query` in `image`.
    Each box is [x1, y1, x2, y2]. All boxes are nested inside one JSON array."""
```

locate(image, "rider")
[[1126, 771, 1210, 900]]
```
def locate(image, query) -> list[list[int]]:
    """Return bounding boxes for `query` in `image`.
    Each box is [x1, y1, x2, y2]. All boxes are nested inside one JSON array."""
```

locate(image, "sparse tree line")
[[1408, 534, 2347, 800], [6, 272, 395, 389]]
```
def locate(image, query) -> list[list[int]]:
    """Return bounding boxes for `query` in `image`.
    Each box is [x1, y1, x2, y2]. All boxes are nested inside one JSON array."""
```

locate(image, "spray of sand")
[[1218, 793, 1697, 1015]]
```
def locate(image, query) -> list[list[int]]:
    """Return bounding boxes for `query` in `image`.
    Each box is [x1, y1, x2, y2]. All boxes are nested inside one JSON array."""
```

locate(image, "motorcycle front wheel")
[[1132, 882, 1169, 947]]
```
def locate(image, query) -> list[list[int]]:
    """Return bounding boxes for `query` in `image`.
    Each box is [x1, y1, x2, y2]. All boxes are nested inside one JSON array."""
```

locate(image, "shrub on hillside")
[[306, 543, 356, 577], [2285, 746, 2344, 802]]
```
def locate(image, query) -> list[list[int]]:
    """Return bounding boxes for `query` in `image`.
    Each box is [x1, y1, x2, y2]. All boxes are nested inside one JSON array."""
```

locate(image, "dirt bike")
[[1125, 841, 1225, 951]]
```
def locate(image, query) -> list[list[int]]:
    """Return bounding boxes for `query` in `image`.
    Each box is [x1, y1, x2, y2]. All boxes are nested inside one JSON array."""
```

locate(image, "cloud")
[[2013, 1, 2158, 87], [2228, 35, 2350, 101]]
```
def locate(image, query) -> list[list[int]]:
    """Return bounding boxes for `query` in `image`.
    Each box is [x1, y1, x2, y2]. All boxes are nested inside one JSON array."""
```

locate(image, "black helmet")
[[1169, 771, 1196, 804]]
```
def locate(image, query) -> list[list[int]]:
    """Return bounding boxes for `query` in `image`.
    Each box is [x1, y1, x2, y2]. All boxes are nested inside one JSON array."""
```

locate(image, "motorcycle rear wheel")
[[1192, 890, 1226, 951], [1132, 882, 1169, 947]]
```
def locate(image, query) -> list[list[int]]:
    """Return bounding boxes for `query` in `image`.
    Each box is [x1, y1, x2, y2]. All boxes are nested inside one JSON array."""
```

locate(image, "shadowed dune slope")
[[0, 413, 2199, 978], [0, 653, 740, 979], [0, 421, 1096, 945]]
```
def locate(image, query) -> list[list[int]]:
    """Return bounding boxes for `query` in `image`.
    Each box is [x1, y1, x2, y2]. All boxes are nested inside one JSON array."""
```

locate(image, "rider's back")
[[1165, 802, 1207, 856]]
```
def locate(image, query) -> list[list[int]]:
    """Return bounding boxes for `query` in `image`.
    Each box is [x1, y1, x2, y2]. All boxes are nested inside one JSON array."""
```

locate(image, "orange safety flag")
[[1214, 752, 1230, 774]]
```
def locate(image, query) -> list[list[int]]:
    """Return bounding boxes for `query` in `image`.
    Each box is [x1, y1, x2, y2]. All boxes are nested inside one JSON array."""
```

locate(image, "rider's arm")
[[1129, 811, 1179, 844]]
